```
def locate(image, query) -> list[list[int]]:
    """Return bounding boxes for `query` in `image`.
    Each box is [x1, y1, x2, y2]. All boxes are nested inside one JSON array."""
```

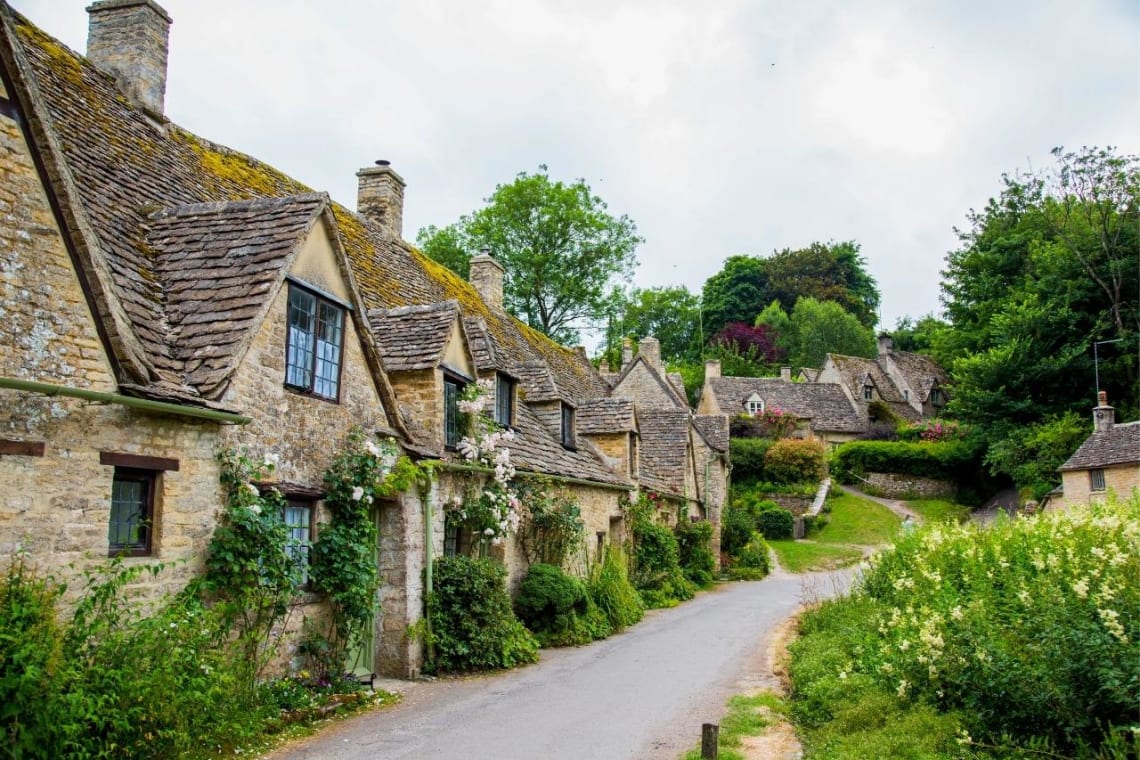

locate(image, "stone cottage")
[[0, 0, 726, 678], [1055, 392, 1140, 510]]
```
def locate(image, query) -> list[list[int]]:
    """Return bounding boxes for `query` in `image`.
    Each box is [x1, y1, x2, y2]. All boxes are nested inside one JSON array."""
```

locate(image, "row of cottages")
[[0, 1, 727, 679], [696, 336, 951, 445]]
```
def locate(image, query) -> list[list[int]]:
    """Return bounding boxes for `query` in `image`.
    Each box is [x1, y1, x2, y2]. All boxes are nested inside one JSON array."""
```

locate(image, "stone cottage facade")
[[1056, 393, 1140, 510], [0, 1, 726, 678]]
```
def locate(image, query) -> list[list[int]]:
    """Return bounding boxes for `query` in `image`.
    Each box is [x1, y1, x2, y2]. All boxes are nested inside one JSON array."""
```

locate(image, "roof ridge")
[[149, 192, 329, 219]]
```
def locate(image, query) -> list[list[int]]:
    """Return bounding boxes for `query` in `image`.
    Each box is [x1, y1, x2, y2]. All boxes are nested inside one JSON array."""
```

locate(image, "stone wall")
[[611, 360, 680, 409], [390, 370, 444, 450], [864, 472, 955, 500]]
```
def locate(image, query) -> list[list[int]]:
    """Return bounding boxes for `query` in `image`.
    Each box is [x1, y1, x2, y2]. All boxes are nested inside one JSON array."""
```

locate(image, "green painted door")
[[345, 505, 381, 677]]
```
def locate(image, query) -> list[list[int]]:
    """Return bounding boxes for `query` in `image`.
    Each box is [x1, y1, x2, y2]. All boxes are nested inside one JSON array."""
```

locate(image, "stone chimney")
[[1093, 391, 1115, 433], [621, 337, 633, 369], [780, 366, 791, 382], [704, 360, 721, 379], [86, 0, 172, 117], [877, 334, 893, 356], [638, 337, 662, 370], [468, 252, 504, 308], [356, 161, 405, 238]]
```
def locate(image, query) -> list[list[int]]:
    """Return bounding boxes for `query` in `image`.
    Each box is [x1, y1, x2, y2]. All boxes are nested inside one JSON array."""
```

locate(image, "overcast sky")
[[17, 0, 1140, 343]]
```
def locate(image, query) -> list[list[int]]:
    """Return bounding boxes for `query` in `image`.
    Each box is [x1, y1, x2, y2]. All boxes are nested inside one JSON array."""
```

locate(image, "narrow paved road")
[[266, 567, 854, 760]]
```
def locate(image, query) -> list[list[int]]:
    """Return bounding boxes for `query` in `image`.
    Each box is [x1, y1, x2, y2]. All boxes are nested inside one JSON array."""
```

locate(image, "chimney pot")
[[1094, 392, 1115, 433], [86, 0, 172, 117], [356, 163, 405, 238], [468, 253, 504, 308]]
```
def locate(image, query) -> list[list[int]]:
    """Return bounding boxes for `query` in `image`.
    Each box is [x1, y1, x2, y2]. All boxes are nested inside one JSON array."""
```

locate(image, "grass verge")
[[904, 498, 971, 524], [680, 692, 786, 760], [816, 489, 901, 544], [769, 540, 863, 573]]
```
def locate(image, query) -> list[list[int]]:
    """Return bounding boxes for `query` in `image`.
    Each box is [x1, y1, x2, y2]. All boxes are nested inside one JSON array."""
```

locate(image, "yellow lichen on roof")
[[169, 127, 308, 200], [16, 21, 83, 87], [329, 203, 406, 309], [410, 248, 491, 319]]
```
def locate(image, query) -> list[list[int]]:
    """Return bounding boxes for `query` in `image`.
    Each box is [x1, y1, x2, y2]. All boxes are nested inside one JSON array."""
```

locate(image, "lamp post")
[[1093, 338, 1123, 396]]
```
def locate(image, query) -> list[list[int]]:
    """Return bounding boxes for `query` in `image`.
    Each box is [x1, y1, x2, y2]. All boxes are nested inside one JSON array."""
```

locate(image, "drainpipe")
[[0, 376, 250, 424], [420, 475, 436, 665]]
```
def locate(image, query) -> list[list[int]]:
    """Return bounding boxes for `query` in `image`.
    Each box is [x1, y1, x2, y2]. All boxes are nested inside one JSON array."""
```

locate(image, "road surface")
[[266, 566, 854, 760]]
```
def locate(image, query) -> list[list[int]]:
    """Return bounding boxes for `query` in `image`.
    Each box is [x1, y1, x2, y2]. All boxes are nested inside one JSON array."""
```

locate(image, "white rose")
[[351, 486, 364, 501]]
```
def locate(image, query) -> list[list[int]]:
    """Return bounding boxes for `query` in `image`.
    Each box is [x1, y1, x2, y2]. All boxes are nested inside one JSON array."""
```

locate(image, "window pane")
[[495, 375, 512, 426], [109, 472, 151, 553], [283, 503, 312, 586], [1090, 469, 1106, 491], [286, 288, 317, 388]]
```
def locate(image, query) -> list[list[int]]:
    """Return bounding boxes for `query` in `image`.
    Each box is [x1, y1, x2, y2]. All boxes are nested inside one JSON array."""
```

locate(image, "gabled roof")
[[577, 398, 637, 435], [505, 403, 630, 487], [706, 377, 864, 433], [462, 316, 498, 371], [1059, 421, 1140, 471], [610, 355, 689, 409], [885, 349, 950, 403], [514, 359, 564, 404], [147, 194, 327, 395], [799, 367, 820, 383], [693, 415, 729, 452], [638, 409, 692, 496], [825, 354, 919, 421], [367, 301, 459, 373]]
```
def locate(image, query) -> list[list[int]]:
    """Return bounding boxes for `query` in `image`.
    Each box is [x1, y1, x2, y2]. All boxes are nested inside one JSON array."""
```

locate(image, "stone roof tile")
[[638, 410, 691, 496], [707, 377, 865, 433], [1059, 422, 1140, 471], [367, 301, 458, 373], [577, 398, 637, 434], [693, 415, 729, 452]]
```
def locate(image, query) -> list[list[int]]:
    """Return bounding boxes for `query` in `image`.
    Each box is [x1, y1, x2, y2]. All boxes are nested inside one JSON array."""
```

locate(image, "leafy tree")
[[711, 322, 784, 364], [788, 297, 876, 369], [417, 165, 642, 344], [764, 241, 880, 328], [701, 255, 770, 338], [942, 146, 1138, 429], [614, 286, 702, 363], [755, 300, 793, 355], [984, 412, 1088, 499], [887, 314, 952, 362]]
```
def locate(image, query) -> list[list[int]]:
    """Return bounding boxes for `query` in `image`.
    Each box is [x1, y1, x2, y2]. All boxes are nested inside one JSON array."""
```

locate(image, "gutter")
[[435, 460, 635, 492], [0, 376, 251, 424]]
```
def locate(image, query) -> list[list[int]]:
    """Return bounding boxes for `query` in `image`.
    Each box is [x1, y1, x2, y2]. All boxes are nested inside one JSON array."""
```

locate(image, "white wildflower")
[[351, 486, 364, 501], [1072, 578, 1089, 599]]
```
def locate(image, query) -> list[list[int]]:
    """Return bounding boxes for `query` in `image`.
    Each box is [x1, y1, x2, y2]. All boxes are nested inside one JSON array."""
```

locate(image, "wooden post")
[[701, 723, 719, 759]]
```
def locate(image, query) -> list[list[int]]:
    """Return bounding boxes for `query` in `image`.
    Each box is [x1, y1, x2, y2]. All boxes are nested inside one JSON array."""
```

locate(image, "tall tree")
[[787, 297, 876, 369], [614, 286, 702, 363], [941, 146, 1139, 492], [417, 166, 642, 344], [700, 255, 770, 339], [764, 241, 880, 328]]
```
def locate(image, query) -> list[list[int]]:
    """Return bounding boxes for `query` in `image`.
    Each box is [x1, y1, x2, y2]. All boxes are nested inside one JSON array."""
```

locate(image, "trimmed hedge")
[[729, 438, 774, 483], [830, 440, 975, 483], [514, 563, 609, 647]]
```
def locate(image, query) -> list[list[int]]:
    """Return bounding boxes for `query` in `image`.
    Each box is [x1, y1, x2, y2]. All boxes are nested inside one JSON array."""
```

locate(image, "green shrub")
[[631, 514, 696, 608], [674, 519, 716, 588], [721, 492, 780, 556], [790, 496, 1140, 756], [830, 439, 974, 482], [514, 563, 605, 647], [427, 556, 538, 672], [587, 546, 645, 631], [757, 507, 794, 540], [729, 438, 774, 482], [726, 533, 771, 580], [764, 438, 827, 484]]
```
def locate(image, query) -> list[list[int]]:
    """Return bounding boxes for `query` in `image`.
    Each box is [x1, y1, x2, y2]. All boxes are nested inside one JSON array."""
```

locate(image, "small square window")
[[495, 374, 515, 427], [283, 501, 313, 587], [109, 468, 156, 557], [561, 403, 576, 449], [444, 376, 464, 449], [1090, 469, 1106, 492], [746, 399, 764, 416], [286, 284, 345, 401]]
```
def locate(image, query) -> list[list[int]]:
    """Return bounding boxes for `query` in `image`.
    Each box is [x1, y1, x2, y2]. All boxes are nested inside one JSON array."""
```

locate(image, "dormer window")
[[561, 403, 576, 449], [746, 395, 764, 416], [931, 388, 944, 407], [495, 373, 515, 427], [863, 384, 874, 401], [286, 284, 345, 401], [903, 389, 909, 402]]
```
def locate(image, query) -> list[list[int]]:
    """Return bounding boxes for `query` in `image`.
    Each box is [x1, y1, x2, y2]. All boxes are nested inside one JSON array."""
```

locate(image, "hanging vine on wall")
[[308, 429, 425, 673], [516, 478, 584, 568], [445, 379, 523, 553], [203, 450, 294, 680]]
